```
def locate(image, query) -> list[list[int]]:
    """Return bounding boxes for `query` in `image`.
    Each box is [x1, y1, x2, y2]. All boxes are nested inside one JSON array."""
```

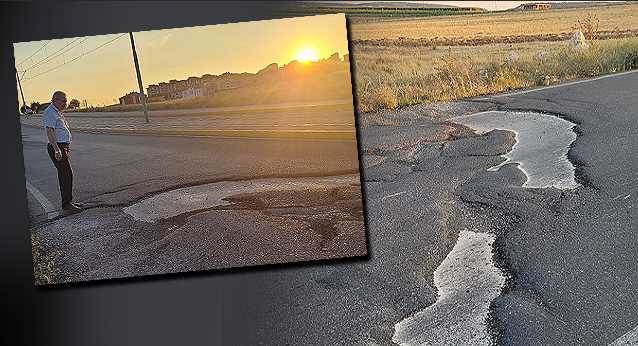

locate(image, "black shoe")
[[70, 202, 84, 209], [62, 203, 82, 214]]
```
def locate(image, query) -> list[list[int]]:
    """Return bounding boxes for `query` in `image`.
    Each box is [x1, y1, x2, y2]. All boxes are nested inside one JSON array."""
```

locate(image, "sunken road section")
[[392, 109, 579, 345], [31, 174, 366, 284]]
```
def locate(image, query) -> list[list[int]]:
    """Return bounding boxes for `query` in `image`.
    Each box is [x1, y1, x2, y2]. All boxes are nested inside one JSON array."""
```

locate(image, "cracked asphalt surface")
[[21, 70, 637, 344], [483, 72, 637, 344], [22, 126, 365, 284], [249, 71, 635, 345]]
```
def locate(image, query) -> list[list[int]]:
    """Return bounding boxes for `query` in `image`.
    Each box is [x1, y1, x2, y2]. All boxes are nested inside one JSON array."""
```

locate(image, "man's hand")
[[54, 148, 62, 161], [46, 127, 63, 161]]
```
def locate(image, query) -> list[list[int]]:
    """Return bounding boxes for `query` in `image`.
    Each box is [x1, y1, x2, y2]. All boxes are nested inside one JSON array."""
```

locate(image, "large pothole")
[[451, 110, 578, 190], [123, 175, 360, 223], [392, 110, 580, 345]]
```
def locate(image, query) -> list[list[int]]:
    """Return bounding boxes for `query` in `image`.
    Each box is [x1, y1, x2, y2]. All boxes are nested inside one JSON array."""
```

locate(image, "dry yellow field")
[[350, 4, 638, 40], [348, 4, 638, 112], [352, 40, 566, 76]]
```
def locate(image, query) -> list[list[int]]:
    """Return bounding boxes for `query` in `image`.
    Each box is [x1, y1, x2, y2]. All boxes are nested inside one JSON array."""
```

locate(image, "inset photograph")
[[16, 13, 366, 285]]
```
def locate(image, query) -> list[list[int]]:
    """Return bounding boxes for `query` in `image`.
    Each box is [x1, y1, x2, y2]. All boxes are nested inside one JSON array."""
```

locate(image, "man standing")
[[43, 91, 82, 214]]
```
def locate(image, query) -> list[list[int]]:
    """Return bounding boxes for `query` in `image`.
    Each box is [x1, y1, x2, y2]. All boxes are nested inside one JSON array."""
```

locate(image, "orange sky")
[[13, 14, 349, 107]]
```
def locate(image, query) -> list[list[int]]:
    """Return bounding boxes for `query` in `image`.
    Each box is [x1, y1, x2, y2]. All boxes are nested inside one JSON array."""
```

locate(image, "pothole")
[[451, 110, 579, 190], [393, 230, 504, 345], [609, 324, 638, 345], [392, 110, 580, 345], [122, 175, 360, 223]]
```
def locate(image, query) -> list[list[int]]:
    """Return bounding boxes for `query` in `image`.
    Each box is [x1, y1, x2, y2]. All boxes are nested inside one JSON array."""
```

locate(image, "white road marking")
[[475, 69, 638, 100], [25, 180, 58, 219], [609, 325, 638, 346], [393, 229, 505, 345]]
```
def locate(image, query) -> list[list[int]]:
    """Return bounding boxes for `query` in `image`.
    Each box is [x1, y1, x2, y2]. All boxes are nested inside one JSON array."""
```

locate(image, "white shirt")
[[42, 104, 72, 143]]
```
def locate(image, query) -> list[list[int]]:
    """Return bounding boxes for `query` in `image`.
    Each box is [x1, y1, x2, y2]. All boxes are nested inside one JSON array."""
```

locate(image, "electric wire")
[[22, 33, 127, 82], [15, 40, 50, 67], [22, 37, 87, 72]]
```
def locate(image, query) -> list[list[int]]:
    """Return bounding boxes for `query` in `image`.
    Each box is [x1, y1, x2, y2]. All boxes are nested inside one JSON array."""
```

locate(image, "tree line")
[[20, 98, 83, 114]]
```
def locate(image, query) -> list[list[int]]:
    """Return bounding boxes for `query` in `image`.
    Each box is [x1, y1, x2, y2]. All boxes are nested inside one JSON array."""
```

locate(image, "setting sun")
[[296, 48, 319, 62]]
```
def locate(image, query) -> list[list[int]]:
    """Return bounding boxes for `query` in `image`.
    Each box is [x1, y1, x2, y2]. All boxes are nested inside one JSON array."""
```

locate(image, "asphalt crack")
[[392, 107, 583, 345]]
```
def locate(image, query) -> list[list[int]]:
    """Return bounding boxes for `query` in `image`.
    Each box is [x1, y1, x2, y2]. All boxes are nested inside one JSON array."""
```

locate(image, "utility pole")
[[129, 32, 149, 123], [15, 69, 26, 114]]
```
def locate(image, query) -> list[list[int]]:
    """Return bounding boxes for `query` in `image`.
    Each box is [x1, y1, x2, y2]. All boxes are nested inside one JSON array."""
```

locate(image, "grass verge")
[[354, 38, 638, 113], [31, 234, 56, 285]]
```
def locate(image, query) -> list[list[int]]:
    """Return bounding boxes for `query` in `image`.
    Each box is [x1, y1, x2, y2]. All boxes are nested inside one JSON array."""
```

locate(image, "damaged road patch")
[[31, 174, 366, 284], [451, 110, 578, 190], [391, 108, 583, 344], [393, 229, 505, 346], [123, 175, 360, 223]]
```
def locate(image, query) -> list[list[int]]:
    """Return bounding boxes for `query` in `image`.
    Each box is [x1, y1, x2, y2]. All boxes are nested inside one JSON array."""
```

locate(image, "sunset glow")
[[13, 14, 348, 106], [296, 48, 319, 62]]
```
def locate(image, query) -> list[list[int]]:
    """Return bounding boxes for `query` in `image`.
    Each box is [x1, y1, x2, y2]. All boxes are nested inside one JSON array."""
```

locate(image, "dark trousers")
[[47, 142, 73, 207]]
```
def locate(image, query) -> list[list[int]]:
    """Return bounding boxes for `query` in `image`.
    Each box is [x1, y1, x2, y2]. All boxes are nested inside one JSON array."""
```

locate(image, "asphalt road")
[[22, 126, 360, 218], [22, 126, 365, 283], [229, 70, 634, 345], [63, 98, 353, 118], [21, 100, 356, 136], [481, 71, 637, 345], [22, 70, 637, 343]]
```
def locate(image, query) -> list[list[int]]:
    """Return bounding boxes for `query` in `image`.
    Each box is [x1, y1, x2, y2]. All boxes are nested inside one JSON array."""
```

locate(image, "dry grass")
[[350, 5, 638, 112], [574, 12, 600, 40], [32, 234, 56, 285], [353, 38, 638, 113], [350, 4, 638, 40]]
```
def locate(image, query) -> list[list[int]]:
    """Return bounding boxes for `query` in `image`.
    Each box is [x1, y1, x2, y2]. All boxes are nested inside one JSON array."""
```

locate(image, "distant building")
[[145, 69, 263, 102], [119, 92, 144, 105], [257, 63, 279, 75], [158, 82, 169, 95], [521, 3, 551, 10], [147, 84, 160, 98], [187, 76, 202, 88], [147, 95, 166, 103], [180, 87, 204, 99], [148, 75, 211, 101], [327, 52, 340, 62]]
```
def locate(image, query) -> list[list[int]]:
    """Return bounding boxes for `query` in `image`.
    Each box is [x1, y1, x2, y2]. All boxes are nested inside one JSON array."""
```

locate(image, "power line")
[[23, 37, 88, 73], [22, 33, 127, 82], [15, 40, 50, 67], [22, 37, 87, 72]]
